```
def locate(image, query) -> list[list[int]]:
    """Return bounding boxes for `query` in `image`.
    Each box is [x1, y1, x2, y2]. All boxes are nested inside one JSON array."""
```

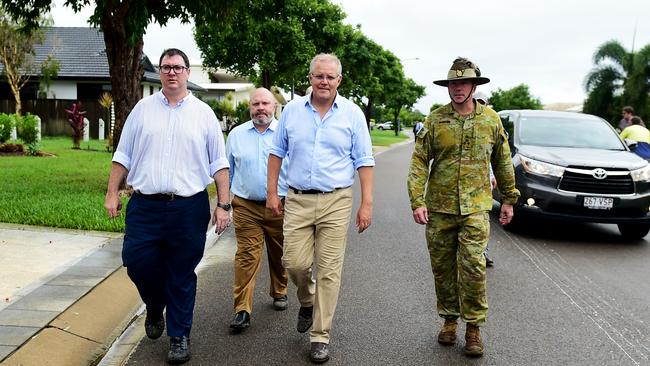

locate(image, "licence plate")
[[583, 196, 614, 210]]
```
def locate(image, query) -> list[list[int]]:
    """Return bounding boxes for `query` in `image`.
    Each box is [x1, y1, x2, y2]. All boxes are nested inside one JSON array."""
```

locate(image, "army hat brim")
[[433, 67, 490, 86]]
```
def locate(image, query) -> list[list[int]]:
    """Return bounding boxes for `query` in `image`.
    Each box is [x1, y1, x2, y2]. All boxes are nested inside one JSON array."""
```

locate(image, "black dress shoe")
[[484, 252, 494, 267], [229, 310, 250, 330], [144, 310, 164, 340], [310, 342, 330, 364], [297, 306, 313, 333], [273, 295, 288, 311], [167, 336, 191, 364]]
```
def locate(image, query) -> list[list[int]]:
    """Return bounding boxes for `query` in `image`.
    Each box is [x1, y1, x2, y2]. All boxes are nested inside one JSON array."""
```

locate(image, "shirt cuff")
[[353, 156, 376, 170], [112, 151, 131, 171], [268, 147, 287, 159], [210, 157, 230, 177]]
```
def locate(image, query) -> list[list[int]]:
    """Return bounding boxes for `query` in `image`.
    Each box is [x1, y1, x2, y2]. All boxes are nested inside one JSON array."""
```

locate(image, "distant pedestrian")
[[619, 106, 635, 131], [267, 53, 375, 364], [620, 116, 650, 159], [226, 87, 289, 332], [413, 120, 424, 136], [407, 57, 520, 357], [104, 48, 231, 364]]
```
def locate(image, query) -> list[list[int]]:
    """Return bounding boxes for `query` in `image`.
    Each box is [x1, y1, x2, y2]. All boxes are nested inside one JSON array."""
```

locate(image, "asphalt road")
[[125, 142, 650, 366]]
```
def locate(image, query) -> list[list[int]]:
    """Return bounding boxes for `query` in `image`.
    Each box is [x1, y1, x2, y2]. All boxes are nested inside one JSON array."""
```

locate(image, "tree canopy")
[[489, 84, 543, 112], [1, 0, 241, 151], [194, 0, 346, 92], [584, 39, 650, 123]]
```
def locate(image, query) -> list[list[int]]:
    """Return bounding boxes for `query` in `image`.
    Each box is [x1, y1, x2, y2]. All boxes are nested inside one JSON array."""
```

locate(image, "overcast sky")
[[51, 0, 650, 113]]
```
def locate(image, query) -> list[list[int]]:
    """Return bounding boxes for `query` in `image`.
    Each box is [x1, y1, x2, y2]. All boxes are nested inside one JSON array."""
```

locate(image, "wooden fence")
[[0, 99, 110, 139]]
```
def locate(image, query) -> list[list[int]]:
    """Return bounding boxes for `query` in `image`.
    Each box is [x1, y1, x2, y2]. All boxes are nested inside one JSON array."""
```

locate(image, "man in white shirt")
[[104, 48, 230, 365]]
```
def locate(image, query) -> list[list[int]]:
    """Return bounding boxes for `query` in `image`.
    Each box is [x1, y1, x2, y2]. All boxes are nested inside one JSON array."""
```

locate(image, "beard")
[[252, 114, 272, 125]]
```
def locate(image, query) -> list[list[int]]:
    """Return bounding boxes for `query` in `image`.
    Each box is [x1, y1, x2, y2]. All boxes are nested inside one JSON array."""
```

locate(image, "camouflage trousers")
[[425, 211, 489, 325]]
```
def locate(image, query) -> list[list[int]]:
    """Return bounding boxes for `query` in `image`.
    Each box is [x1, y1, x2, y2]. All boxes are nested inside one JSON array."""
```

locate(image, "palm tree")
[[584, 40, 650, 123]]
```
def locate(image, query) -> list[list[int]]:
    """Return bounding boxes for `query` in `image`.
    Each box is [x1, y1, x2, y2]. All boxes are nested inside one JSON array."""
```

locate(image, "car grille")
[[559, 168, 634, 195]]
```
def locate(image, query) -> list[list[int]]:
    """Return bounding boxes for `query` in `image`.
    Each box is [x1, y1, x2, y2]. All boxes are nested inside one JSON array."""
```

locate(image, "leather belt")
[[289, 186, 347, 194], [135, 191, 201, 201]]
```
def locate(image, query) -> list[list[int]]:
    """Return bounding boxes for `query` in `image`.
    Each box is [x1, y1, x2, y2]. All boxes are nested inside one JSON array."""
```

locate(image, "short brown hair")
[[623, 106, 635, 114], [159, 48, 190, 68], [631, 116, 643, 125]]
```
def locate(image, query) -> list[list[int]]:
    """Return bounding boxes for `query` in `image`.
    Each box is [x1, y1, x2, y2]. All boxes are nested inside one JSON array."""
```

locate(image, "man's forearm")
[[267, 155, 283, 196], [106, 162, 128, 196], [358, 166, 374, 206], [214, 168, 230, 203]]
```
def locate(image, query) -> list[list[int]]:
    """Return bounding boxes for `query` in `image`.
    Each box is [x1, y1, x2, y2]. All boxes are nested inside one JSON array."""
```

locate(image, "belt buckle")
[[168, 193, 175, 201]]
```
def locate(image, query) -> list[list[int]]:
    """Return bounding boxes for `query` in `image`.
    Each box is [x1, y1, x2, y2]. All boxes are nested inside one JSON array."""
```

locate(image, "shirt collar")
[[304, 92, 340, 110], [246, 118, 278, 133], [158, 90, 193, 107]]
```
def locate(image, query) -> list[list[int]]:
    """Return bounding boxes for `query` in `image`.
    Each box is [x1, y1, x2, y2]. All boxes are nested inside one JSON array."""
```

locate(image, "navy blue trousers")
[[122, 190, 210, 337]]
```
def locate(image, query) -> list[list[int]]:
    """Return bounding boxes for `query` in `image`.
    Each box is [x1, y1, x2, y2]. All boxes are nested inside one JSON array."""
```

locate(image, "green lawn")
[[0, 138, 126, 232], [370, 128, 409, 146], [1, 131, 410, 232]]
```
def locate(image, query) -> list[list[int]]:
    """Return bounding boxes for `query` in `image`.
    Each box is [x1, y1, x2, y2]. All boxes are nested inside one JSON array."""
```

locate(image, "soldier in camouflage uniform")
[[407, 57, 520, 357]]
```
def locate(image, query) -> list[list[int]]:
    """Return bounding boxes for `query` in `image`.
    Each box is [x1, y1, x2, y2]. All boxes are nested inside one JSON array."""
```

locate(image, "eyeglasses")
[[159, 65, 188, 74], [310, 73, 340, 82]]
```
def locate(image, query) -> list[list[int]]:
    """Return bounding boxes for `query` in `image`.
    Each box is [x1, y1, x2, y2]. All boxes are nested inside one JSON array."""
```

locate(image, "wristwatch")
[[217, 202, 232, 211]]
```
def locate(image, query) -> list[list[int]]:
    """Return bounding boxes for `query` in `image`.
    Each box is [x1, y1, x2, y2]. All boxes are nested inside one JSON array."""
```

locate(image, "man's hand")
[[412, 207, 428, 225], [499, 204, 514, 225], [356, 202, 372, 233], [104, 193, 122, 218], [267, 194, 284, 217], [491, 177, 497, 190], [212, 207, 231, 234]]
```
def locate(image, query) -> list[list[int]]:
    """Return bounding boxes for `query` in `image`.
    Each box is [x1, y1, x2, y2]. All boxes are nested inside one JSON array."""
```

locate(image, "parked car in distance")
[[376, 121, 393, 130], [493, 110, 650, 239]]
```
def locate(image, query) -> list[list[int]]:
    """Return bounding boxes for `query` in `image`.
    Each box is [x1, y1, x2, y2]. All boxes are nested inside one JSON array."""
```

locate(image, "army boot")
[[464, 323, 484, 357], [437, 319, 457, 345]]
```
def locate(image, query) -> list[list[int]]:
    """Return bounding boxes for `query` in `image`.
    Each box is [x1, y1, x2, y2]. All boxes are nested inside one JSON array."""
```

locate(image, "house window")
[[77, 83, 104, 99]]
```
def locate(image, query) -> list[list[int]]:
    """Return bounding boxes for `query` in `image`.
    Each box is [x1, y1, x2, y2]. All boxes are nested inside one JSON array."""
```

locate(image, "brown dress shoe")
[[437, 319, 457, 345], [464, 323, 484, 357]]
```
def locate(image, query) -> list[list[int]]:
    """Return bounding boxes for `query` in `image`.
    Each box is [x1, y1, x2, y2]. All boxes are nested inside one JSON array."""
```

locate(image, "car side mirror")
[[625, 138, 638, 149]]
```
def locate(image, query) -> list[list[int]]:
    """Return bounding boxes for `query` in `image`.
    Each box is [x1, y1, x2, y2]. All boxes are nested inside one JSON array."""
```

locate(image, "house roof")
[[9, 27, 205, 91]]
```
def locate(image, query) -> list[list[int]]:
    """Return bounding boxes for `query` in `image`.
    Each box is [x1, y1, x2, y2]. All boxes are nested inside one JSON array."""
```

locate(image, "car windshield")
[[517, 116, 625, 150]]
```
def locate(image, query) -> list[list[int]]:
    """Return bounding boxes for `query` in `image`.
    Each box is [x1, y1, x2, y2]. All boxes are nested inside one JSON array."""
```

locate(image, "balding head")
[[249, 88, 277, 126]]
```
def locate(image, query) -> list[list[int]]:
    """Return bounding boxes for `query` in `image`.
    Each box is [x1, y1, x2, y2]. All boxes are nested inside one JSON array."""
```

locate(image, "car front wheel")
[[617, 223, 650, 240]]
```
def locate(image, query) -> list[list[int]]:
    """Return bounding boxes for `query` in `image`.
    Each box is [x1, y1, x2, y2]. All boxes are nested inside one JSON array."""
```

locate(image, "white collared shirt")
[[113, 91, 229, 197]]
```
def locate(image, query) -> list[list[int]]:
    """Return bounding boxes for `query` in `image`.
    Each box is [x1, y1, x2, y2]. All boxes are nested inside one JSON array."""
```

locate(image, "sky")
[[49, 0, 650, 113]]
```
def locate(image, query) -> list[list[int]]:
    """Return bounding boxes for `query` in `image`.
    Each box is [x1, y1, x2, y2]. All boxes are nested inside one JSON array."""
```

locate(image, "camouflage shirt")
[[407, 103, 520, 215]]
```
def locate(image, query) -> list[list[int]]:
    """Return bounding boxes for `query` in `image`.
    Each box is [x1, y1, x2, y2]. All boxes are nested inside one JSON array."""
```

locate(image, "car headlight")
[[630, 164, 650, 182], [519, 155, 565, 177]]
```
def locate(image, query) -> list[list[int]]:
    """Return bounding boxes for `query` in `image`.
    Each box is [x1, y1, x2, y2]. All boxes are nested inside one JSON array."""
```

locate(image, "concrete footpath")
[[0, 138, 412, 366]]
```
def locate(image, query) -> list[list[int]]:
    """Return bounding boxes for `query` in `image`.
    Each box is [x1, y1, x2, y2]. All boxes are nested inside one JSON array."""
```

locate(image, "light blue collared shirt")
[[113, 91, 229, 197], [226, 119, 288, 200], [269, 93, 375, 192]]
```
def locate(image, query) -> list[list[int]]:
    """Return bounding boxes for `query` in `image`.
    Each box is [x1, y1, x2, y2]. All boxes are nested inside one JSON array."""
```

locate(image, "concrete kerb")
[[0, 224, 223, 366]]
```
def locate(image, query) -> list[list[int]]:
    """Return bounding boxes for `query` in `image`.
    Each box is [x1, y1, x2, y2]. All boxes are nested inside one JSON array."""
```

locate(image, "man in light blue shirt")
[[104, 48, 230, 364], [267, 53, 375, 364], [226, 88, 289, 332]]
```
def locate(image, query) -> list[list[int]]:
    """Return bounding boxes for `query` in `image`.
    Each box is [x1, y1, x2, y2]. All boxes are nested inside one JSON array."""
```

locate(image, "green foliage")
[[584, 39, 650, 123], [429, 103, 444, 113], [384, 78, 426, 135], [233, 100, 250, 129], [194, 0, 346, 90], [14, 113, 40, 155], [489, 84, 543, 111], [0, 113, 13, 143], [38, 54, 60, 98], [207, 93, 236, 121], [369, 129, 408, 146]]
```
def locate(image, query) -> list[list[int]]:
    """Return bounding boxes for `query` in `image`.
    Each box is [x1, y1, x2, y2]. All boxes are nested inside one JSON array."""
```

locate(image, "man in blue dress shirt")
[[267, 53, 375, 364], [104, 48, 230, 364], [226, 88, 289, 332]]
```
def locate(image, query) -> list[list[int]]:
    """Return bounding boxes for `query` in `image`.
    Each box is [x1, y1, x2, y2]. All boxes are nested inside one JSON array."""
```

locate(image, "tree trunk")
[[364, 98, 373, 130], [262, 69, 271, 89], [393, 108, 401, 136], [99, 2, 144, 153]]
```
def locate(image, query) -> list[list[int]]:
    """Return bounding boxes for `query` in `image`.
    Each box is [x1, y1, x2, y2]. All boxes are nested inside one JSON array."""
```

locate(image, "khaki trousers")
[[282, 187, 353, 343], [232, 196, 288, 314]]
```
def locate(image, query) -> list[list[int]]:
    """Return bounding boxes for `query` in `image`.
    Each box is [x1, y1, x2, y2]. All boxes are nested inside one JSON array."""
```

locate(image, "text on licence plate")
[[583, 196, 613, 210]]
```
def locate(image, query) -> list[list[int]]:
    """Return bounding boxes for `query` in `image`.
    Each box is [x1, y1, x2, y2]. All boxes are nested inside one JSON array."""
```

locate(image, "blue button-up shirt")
[[226, 119, 288, 200], [113, 91, 229, 197], [269, 93, 375, 192]]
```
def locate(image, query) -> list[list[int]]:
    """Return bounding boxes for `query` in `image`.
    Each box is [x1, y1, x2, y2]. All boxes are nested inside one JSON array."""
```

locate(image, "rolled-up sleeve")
[[351, 112, 375, 170], [112, 104, 138, 170], [207, 114, 229, 177], [269, 111, 289, 159]]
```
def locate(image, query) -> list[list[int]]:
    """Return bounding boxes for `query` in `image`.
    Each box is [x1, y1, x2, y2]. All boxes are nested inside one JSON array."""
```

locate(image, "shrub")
[[16, 113, 40, 146], [0, 113, 14, 143], [0, 143, 24, 153]]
